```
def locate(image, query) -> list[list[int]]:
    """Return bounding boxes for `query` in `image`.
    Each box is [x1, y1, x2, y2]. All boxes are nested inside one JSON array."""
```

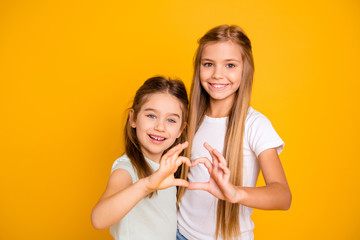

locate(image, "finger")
[[203, 142, 213, 151], [176, 156, 192, 167], [187, 182, 209, 191], [161, 143, 185, 165], [203, 142, 216, 160], [169, 141, 189, 161], [218, 162, 231, 176], [213, 149, 227, 167], [178, 141, 189, 154], [173, 179, 189, 187], [181, 141, 189, 149], [211, 150, 220, 170], [192, 157, 212, 167], [203, 142, 219, 169], [212, 149, 226, 171], [162, 143, 182, 160], [192, 157, 213, 173], [160, 142, 188, 169]]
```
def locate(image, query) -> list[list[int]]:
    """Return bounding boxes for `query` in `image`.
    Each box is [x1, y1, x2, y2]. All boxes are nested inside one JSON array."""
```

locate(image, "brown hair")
[[178, 25, 254, 239], [125, 76, 188, 196]]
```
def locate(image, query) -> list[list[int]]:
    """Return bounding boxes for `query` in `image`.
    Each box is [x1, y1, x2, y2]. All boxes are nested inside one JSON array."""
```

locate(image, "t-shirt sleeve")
[[111, 157, 137, 183], [247, 114, 284, 158]]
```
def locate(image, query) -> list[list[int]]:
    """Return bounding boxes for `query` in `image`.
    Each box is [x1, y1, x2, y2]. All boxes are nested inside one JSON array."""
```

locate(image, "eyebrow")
[[201, 58, 242, 63], [143, 108, 181, 118]]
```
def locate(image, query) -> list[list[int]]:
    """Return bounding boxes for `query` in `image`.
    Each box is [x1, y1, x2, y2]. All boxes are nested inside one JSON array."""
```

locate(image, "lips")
[[148, 134, 167, 143], [209, 83, 230, 90]]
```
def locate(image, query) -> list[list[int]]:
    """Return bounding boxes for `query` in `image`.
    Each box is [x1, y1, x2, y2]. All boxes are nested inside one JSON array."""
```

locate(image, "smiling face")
[[130, 93, 184, 162], [200, 40, 244, 111]]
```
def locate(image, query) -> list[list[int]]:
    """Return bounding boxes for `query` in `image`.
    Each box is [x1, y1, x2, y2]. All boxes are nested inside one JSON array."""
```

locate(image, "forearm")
[[234, 182, 292, 210], [91, 178, 152, 229]]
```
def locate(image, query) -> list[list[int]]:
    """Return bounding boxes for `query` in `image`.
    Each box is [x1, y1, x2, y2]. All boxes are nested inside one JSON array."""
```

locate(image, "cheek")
[[169, 124, 182, 137], [199, 67, 210, 80], [135, 118, 148, 133], [231, 71, 243, 85], [200, 74, 209, 89]]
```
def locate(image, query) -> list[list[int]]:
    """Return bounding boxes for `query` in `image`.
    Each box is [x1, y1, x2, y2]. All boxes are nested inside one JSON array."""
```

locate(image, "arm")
[[188, 143, 291, 210], [91, 142, 191, 229], [235, 148, 291, 210], [91, 168, 149, 229]]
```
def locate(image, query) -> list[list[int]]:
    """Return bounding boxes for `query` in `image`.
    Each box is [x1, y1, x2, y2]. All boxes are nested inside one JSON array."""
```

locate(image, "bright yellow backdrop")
[[1, 0, 359, 239]]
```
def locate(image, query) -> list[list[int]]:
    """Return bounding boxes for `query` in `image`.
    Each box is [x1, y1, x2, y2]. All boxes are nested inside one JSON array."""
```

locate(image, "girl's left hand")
[[188, 142, 241, 203]]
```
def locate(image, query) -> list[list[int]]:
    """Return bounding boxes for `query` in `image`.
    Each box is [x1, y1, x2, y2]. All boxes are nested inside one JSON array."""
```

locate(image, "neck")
[[140, 147, 162, 163], [144, 154, 161, 163], [207, 97, 235, 118]]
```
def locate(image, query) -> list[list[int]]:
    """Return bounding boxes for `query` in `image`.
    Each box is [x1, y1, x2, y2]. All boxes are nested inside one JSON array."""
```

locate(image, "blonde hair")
[[178, 25, 254, 239]]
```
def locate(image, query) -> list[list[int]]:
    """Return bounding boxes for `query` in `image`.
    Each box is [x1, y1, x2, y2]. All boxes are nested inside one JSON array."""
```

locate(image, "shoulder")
[[245, 107, 284, 156], [111, 154, 138, 182], [99, 155, 134, 201], [111, 154, 132, 171], [245, 107, 272, 129]]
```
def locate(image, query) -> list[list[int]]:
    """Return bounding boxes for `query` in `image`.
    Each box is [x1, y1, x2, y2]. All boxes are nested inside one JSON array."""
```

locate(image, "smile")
[[209, 83, 230, 90], [148, 134, 167, 143]]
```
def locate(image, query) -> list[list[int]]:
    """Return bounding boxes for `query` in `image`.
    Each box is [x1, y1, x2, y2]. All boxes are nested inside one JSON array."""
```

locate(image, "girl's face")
[[200, 40, 244, 106], [130, 93, 184, 162]]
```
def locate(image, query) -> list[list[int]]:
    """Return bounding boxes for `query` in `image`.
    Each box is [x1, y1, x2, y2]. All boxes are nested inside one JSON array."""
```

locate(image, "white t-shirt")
[[110, 155, 177, 240], [177, 107, 284, 240]]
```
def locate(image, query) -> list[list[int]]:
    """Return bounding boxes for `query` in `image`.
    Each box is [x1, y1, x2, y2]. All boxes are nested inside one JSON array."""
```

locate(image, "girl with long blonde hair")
[[177, 25, 292, 240]]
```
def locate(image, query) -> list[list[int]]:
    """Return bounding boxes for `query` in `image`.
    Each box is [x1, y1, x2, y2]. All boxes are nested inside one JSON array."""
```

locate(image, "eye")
[[226, 63, 236, 68], [146, 114, 156, 119], [203, 62, 213, 67], [167, 118, 176, 123]]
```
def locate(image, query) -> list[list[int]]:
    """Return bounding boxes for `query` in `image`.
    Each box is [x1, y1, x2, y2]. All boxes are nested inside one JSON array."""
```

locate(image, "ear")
[[129, 109, 136, 128], [176, 122, 187, 138]]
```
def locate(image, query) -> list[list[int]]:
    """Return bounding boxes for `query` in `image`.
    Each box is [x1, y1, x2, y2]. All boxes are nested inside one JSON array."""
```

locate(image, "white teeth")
[[211, 84, 228, 88], [149, 135, 165, 141]]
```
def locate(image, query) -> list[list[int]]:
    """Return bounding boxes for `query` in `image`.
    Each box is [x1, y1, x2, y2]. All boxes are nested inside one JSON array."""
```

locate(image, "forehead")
[[140, 93, 183, 115], [201, 41, 243, 60]]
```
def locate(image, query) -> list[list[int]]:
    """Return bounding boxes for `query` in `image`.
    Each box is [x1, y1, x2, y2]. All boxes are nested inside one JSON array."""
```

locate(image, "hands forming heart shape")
[[188, 142, 239, 203], [147, 141, 239, 203]]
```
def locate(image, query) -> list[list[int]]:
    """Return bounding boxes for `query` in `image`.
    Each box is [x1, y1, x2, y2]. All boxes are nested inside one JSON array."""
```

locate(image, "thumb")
[[173, 179, 189, 187], [187, 182, 209, 191]]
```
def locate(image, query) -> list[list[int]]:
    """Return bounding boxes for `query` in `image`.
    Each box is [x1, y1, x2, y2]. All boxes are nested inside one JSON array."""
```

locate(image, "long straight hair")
[[178, 25, 254, 239], [125, 76, 188, 197]]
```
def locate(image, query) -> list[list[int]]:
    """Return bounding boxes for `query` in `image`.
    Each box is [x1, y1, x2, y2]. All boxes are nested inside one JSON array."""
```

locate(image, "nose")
[[211, 66, 223, 79], [154, 119, 165, 132]]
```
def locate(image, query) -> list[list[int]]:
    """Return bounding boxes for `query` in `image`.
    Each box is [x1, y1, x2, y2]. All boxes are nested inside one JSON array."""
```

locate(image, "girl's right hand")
[[145, 141, 191, 191], [188, 142, 241, 203]]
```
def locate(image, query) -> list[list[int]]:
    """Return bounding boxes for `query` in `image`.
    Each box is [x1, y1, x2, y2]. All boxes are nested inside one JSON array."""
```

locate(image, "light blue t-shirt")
[[110, 154, 177, 240]]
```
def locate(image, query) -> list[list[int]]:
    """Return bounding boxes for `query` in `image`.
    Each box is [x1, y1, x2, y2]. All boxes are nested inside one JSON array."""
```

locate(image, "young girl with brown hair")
[[91, 76, 191, 240], [177, 25, 292, 240]]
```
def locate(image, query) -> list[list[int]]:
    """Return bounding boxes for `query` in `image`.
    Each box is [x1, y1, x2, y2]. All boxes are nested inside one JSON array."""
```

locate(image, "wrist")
[[233, 186, 245, 204], [137, 177, 153, 195]]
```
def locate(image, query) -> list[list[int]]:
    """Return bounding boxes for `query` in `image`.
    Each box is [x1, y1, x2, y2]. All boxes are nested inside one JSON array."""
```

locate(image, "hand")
[[188, 142, 240, 203], [145, 142, 191, 191]]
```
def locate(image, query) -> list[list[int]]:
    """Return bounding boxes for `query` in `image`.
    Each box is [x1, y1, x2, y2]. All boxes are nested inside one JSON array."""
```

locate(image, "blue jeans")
[[176, 229, 189, 240]]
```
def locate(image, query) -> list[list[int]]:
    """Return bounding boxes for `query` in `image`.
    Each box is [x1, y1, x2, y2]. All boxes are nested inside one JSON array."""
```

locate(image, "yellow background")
[[1, 0, 359, 239]]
